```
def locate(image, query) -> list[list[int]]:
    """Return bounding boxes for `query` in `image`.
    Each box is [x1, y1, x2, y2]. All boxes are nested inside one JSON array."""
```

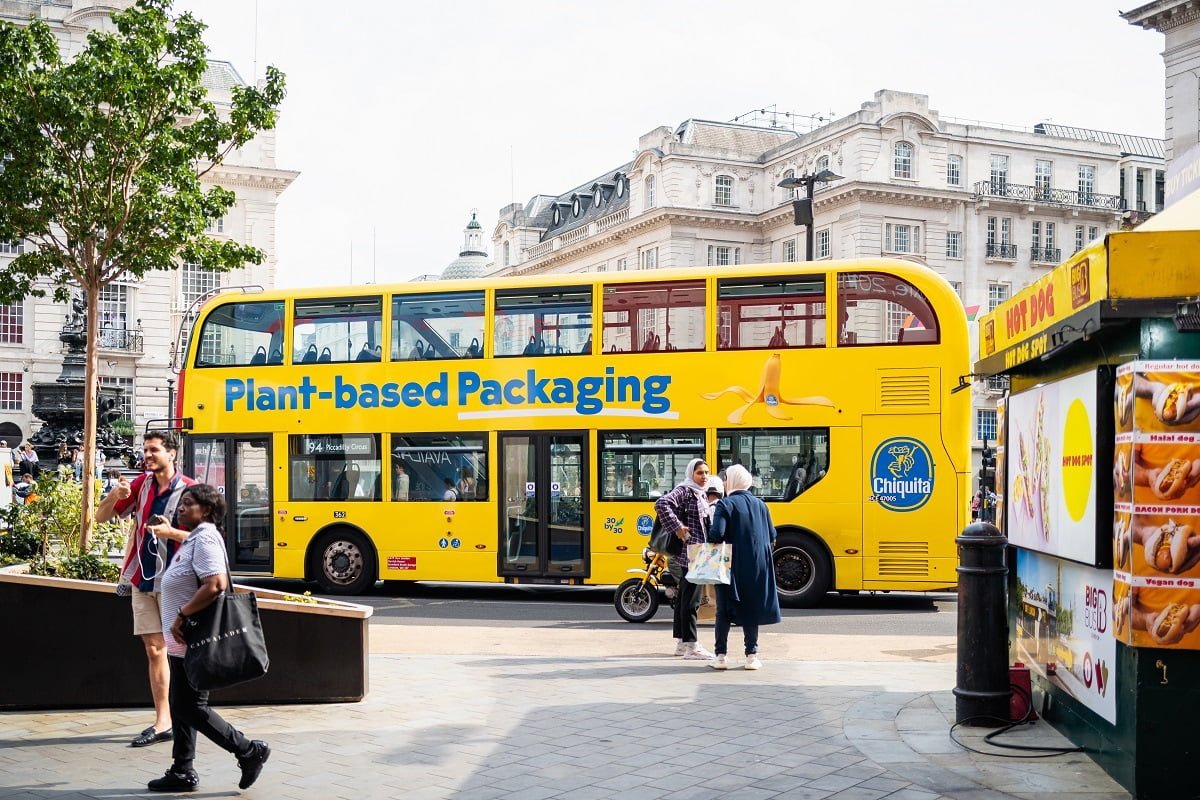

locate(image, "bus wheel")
[[312, 529, 376, 595], [614, 578, 660, 623], [773, 534, 830, 608]]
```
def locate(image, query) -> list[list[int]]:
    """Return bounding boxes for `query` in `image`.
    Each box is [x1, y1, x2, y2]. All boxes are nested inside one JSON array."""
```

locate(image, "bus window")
[[289, 434, 382, 502], [392, 291, 485, 361], [391, 434, 488, 501], [716, 276, 826, 350], [193, 301, 285, 367], [602, 280, 705, 353], [293, 297, 383, 365], [495, 287, 592, 357], [599, 430, 704, 500], [717, 428, 830, 501], [837, 272, 940, 346]]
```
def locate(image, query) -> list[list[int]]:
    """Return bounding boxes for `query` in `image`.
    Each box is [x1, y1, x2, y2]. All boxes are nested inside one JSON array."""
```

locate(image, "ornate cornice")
[[199, 163, 299, 194], [1123, 0, 1200, 32]]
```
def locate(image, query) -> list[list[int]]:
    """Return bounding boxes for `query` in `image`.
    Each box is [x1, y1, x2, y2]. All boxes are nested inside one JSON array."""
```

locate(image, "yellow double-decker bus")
[[174, 259, 969, 606]]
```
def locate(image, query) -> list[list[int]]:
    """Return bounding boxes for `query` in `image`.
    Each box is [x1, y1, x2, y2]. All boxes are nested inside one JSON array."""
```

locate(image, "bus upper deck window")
[[716, 276, 826, 350], [193, 301, 285, 368], [495, 287, 592, 357], [391, 291, 485, 361], [836, 272, 940, 347], [293, 297, 383, 365], [602, 280, 705, 354]]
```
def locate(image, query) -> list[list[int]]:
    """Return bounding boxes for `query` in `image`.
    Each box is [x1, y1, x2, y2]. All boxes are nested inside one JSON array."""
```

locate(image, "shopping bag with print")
[[686, 542, 732, 585]]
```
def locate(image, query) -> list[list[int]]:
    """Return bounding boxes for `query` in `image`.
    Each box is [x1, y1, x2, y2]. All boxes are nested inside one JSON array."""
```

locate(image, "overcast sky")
[[174, 0, 1168, 289]]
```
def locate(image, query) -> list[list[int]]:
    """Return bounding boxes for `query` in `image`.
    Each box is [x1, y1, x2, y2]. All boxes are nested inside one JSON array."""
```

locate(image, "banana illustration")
[[702, 353, 835, 423]]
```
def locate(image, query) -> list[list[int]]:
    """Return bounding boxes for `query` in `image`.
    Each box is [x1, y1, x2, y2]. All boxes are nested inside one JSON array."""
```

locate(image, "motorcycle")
[[613, 547, 679, 623]]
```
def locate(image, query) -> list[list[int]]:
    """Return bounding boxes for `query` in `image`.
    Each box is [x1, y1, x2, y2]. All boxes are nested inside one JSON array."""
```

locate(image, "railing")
[[985, 243, 1018, 259], [523, 240, 553, 261], [98, 327, 144, 353], [521, 207, 633, 265], [1031, 247, 1061, 264], [596, 207, 629, 232], [559, 225, 591, 247], [973, 180, 1122, 210]]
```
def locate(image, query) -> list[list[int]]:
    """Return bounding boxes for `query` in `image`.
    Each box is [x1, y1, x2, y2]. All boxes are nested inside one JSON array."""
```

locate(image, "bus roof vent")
[[877, 369, 935, 410]]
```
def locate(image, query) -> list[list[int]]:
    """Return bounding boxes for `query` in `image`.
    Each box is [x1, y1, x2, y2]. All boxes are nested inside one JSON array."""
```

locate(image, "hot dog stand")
[[975, 224, 1200, 799]]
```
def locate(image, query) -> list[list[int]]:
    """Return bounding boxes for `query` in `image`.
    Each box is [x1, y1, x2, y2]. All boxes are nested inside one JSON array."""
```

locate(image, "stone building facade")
[[0, 0, 297, 447], [1124, 0, 1200, 165], [490, 89, 1165, 472]]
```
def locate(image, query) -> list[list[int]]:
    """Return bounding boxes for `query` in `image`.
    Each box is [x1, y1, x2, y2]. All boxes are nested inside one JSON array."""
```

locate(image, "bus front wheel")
[[312, 529, 377, 595], [773, 533, 830, 608]]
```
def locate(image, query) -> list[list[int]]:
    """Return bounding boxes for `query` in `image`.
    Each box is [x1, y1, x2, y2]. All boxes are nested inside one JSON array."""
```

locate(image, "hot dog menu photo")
[[1114, 360, 1200, 649]]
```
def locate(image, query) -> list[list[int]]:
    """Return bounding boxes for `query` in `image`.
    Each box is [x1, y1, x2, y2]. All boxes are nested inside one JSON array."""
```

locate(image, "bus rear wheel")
[[773, 533, 830, 608], [312, 529, 377, 595]]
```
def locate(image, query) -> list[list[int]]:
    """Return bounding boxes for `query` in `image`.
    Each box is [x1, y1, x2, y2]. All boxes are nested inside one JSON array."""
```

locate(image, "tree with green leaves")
[[0, 0, 285, 550]]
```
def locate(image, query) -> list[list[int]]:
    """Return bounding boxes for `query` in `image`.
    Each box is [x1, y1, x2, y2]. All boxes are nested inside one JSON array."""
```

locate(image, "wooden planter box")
[[0, 568, 372, 710]]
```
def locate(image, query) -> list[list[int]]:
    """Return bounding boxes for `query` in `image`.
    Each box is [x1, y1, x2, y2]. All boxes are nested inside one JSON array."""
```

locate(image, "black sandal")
[[131, 726, 173, 747]]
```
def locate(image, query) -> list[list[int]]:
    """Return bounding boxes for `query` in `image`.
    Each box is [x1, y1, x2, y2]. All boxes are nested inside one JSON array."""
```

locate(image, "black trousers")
[[168, 656, 251, 772], [713, 586, 759, 656], [672, 568, 702, 643]]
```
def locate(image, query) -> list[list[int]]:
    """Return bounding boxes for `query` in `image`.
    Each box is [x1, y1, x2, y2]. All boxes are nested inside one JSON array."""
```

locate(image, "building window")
[[782, 238, 796, 263], [0, 302, 22, 344], [1074, 225, 1085, 253], [1032, 221, 1041, 253], [100, 376, 134, 421], [181, 263, 221, 310], [205, 216, 225, 234], [714, 175, 734, 206], [640, 247, 658, 270], [781, 168, 796, 200], [1089, 225, 1099, 242], [884, 222, 921, 254], [949, 281, 963, 300], [0, 371, 21, 410], [946, 231, 962, 259], [1035, 159, 1053, 199], [815, 229, 830, 259], [502, 242, 510, 267], [1078, 164, 1096, 203], [988, 282, 1010, 312], [989, 154, 1009, 193], [644, 175, 656, 209], [99, 282, 131, 345], [0, 240, 25, 255], [976, 408, 997, 442], [616, 257, 628, 271], [817, 155, 830, 174], [985, 216, 1014, 258], [947, 155, 962, 187], [894, 141, 914, 179], [707, 245, 741, 266]]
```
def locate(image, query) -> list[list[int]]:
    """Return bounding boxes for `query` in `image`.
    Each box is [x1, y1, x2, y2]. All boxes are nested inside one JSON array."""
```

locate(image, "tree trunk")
[[80, 265, 100, 553]]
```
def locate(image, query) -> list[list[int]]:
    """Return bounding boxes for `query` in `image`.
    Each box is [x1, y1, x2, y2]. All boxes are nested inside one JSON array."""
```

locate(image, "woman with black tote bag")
[[144, 484, 271, 793]]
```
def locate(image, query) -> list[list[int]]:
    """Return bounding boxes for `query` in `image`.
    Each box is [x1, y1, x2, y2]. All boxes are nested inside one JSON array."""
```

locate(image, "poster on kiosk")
[[1006, 369, 1105, 565], [1113, 361, 1200, 650]]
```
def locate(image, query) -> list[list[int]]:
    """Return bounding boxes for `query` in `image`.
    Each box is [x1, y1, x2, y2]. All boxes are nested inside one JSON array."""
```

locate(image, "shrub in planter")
[[6, 479, 125, 581]]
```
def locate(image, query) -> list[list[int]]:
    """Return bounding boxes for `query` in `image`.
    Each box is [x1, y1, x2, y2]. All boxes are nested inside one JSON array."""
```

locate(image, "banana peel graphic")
[[702, 353, 835, 423]]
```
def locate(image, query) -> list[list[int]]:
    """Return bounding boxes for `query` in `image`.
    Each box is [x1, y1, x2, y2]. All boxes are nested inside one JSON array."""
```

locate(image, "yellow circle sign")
[[1061, 398, 1094, 522]]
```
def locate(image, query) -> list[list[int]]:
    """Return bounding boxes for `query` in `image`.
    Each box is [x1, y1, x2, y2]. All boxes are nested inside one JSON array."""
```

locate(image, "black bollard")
[[953, 521, 1010, 725]]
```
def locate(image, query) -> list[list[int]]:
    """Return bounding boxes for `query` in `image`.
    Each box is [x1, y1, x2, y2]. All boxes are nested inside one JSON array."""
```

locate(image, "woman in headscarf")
[[706, 463, 781, 670], [654, 458, 716, 660]]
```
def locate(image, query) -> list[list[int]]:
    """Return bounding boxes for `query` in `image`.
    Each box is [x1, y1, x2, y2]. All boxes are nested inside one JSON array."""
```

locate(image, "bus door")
[[186, 435, 273, 574], [498, 432, 589, 579]]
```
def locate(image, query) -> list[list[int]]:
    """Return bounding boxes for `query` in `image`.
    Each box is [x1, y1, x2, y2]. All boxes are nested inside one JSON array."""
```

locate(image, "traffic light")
[[979, 441, 996, 491]]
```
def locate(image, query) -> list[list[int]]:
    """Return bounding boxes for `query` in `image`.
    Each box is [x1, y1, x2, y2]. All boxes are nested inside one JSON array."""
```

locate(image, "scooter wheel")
[[614, 578, 660, 623]]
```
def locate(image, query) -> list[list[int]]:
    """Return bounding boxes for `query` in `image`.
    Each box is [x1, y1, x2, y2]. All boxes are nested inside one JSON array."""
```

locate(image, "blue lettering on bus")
[[223, 367, 673, 416]]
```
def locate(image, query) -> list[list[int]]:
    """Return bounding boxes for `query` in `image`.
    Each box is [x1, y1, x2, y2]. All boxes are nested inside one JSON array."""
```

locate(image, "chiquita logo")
[[869, 437, 934, 512], [1061, 397, 1094, 522]]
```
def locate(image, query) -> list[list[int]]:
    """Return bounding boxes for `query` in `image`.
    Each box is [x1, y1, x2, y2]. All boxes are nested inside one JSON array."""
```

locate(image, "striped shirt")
[[159, 522, 227, 658]]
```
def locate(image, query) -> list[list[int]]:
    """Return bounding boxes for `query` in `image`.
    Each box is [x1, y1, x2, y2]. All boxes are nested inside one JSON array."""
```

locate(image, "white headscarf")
[[679, 458, 708, 496], [724, 464, 753, 493]]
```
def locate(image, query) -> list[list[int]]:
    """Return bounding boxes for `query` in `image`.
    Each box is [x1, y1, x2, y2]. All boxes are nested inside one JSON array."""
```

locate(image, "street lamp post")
[[777, 169, 842, 261]]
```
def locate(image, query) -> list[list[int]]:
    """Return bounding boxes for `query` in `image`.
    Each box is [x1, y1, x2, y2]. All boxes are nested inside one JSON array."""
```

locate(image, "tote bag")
[[686, 542, 732, 585], [183, 559, 270, 691]]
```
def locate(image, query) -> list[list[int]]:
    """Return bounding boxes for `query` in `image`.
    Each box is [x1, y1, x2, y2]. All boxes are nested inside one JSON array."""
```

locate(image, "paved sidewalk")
[[0, 654, 1128, 800]]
